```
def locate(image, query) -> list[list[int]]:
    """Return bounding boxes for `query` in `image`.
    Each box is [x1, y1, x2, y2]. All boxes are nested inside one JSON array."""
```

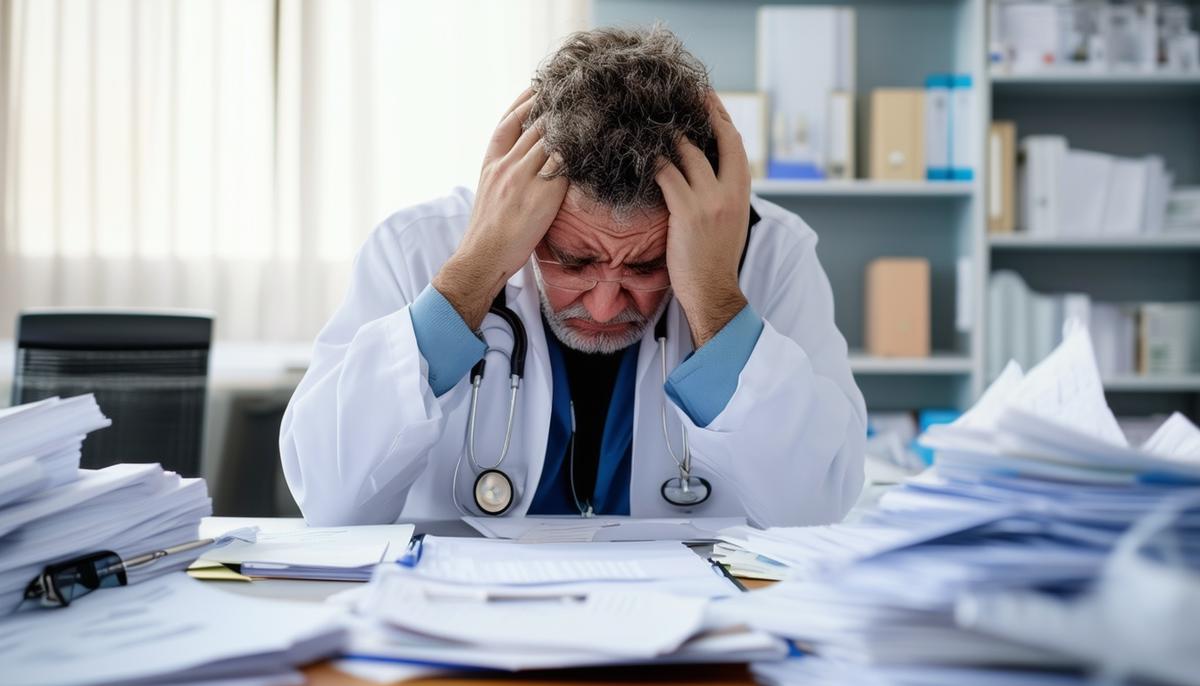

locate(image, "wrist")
[[432, 250, 510, 330], [678, 280, 747, 348]]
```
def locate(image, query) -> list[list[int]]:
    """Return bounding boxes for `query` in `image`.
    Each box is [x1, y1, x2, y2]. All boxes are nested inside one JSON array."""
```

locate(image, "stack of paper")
[[0, 462, 213, 615], [0, 395, 214, 616], [338, 537, 785, 672], [0, 573, 345, 686], [0, 395, 110, 509], [199, 523, 414, 581], [712, 324, 1200, 678]]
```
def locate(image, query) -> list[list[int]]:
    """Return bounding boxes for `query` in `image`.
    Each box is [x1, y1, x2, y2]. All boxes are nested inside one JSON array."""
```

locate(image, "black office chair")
[[12, 310, 213, 477]]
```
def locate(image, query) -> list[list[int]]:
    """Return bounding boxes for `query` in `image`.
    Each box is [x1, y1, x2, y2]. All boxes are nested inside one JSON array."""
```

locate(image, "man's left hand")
[[655, 91, 752, 348]]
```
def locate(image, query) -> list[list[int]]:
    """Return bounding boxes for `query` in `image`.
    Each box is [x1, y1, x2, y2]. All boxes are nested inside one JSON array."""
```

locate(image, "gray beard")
[[532, 262, 671, 354]]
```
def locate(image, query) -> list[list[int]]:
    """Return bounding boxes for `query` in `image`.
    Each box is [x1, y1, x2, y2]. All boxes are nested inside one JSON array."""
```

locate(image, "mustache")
[[552, 302, 647, 326]]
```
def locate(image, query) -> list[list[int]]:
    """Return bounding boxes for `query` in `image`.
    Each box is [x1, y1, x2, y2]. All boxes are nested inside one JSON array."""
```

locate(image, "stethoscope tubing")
[[454, 297, 707, 516]]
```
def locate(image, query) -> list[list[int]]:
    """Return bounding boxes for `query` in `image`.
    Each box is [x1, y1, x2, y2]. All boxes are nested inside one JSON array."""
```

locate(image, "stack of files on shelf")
[[0, 573, 346, 686], [199, 523, 414, 581], [337, 537, 785, 672], [0, 395, 214, 616], [987, 271, 1137, 380], [990, 0, 1200, 75], [1139, 303, 1200, 375], [757, 5, 855, 180], [708, 324, 1200, 682], [1019, 136, 1172, 237]]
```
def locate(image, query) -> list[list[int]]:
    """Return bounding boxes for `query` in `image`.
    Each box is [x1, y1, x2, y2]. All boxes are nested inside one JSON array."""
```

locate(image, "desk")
[[199, 517, 769, 685]]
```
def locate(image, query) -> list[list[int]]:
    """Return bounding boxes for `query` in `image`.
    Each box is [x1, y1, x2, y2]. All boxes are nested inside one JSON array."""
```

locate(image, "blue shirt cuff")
[[409, 284, 487, 397], [664, 305, 764, 428]]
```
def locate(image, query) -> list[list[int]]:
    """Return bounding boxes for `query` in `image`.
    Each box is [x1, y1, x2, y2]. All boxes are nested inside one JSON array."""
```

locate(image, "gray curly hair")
[[529, 25, 717, 215]]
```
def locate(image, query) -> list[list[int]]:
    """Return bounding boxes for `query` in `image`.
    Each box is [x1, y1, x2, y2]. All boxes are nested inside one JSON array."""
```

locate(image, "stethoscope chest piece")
[[661, 475, 712, 507], [474, 469, 515, 516]]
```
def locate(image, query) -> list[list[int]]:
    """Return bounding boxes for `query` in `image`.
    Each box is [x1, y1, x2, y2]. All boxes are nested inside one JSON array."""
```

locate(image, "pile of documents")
[[338, 536, 786, 673], [1, 573, 346, 686], [0, 394, 213, 616], [712, 324, 1200, 682], [199, 521, 414, 581], [0, 395, 111, 510]]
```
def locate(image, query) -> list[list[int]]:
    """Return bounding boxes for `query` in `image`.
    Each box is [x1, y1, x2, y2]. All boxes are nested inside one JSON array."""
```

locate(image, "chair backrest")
[[13, 310, 213, 476]]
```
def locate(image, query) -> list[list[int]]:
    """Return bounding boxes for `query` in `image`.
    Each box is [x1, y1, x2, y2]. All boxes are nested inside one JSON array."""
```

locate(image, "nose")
[[582, 280, 629, 323]]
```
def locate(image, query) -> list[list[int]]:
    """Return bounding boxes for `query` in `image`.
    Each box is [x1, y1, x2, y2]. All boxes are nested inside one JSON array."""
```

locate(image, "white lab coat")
[[280, 187, 866, 527]]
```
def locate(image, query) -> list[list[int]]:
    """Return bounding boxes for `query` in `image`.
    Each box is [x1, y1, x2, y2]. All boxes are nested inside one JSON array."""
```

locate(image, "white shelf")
[[848, 353, 974, 375], [989, 233, 1200, 251], [1104, 375, 1200, 393], [991, 70, 1200, 96], [751, 179, 974, 197]]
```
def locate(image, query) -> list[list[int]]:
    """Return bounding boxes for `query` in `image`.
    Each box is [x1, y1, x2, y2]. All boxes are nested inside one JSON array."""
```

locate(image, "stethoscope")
[[451, 292, 712, 517]]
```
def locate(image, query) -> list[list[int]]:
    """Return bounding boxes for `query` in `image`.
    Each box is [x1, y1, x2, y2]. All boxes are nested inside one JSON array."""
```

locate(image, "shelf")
[[1104, 375, 1200, 393], [989, 233, 1200, 251], [751, 179, 974, 197], [991, 71, 1200, 97], [848, 353, 974, 375]]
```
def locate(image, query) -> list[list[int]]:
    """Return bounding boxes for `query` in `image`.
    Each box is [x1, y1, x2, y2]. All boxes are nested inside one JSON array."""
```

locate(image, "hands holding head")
[[433, 88, 569, 329], [655, 92, 753, 348], [435, 88, 753, 345]]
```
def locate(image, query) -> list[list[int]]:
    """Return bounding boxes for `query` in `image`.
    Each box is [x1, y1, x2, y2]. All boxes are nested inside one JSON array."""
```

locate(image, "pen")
[[398, 533, 426, 568], [113, 538, 220, 573], [24, 538, 221, 608]]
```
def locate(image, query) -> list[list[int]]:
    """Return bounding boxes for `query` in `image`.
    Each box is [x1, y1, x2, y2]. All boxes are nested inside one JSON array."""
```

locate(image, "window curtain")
[[0, 0, 589, 341]]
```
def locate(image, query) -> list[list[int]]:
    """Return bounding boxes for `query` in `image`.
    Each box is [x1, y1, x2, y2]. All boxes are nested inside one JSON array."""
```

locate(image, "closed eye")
[[545, 243, 596, 269], [624, 258, 667, 275]]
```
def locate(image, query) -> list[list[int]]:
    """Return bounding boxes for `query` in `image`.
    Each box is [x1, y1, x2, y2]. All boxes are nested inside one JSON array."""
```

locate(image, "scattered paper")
[[0, 574, 345, 686]]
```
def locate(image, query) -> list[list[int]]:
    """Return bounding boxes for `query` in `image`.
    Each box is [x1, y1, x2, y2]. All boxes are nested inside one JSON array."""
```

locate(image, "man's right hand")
[[432, 89, 568, 330]]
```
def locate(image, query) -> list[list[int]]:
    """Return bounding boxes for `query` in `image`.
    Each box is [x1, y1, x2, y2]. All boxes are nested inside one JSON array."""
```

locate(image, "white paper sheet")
[[463, 516, 746, 543], [402, 537, 715, 586], [371, 582, 706, 657], [0, 574, 345, 686], [202, 525, 414, 569]]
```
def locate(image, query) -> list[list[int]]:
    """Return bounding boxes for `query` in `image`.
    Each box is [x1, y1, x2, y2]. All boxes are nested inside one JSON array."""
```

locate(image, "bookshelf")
[[595, 0, 987, 413], [987, 1, 1200, 422], [594, 0, 1198, 420]]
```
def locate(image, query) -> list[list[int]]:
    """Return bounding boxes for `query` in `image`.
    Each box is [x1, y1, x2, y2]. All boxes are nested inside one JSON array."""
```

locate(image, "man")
[[281, 26, 865, 527]]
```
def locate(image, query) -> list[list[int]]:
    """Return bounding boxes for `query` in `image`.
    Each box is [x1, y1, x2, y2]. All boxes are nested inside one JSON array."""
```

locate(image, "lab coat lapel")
[[503, 264, 552, 516]]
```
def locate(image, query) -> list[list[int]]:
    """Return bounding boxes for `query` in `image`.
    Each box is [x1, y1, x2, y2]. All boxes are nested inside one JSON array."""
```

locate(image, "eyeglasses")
[[533, 255, 671, 293]]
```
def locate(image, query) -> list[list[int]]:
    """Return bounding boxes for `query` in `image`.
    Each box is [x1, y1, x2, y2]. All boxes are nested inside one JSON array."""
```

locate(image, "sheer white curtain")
[[0, 0, 589, 341]]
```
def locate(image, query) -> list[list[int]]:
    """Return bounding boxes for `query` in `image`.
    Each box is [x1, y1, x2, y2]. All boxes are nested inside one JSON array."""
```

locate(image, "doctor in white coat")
[[281, 27, 865, 528]]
